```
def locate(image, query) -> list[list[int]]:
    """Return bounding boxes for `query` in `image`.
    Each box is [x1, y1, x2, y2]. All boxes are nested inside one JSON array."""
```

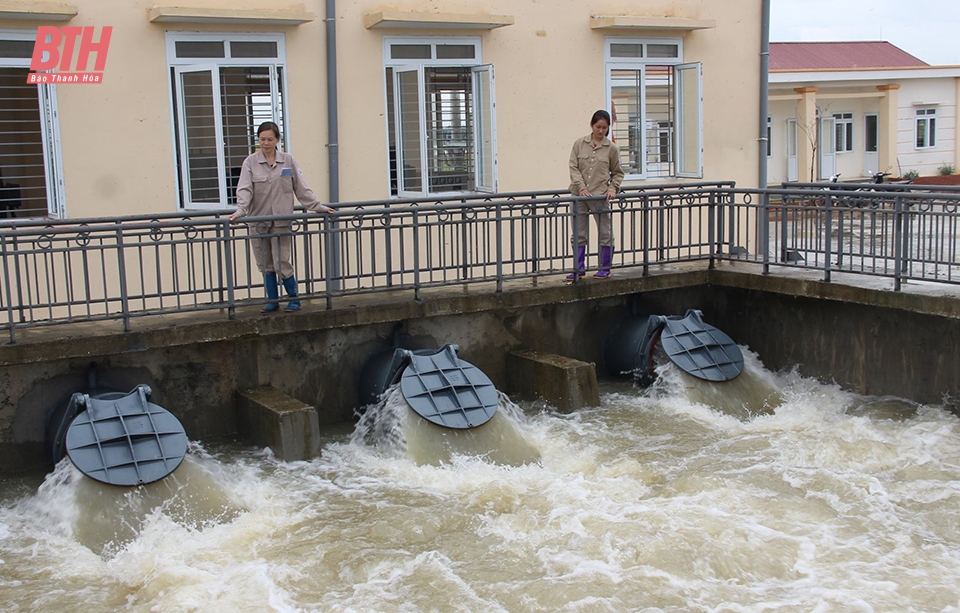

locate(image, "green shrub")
[[903, 170, 920, 180], [938, 164, 955, 176]]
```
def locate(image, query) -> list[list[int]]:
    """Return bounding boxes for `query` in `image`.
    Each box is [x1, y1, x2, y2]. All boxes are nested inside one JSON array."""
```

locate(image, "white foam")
[[4, 362, 960, 611]]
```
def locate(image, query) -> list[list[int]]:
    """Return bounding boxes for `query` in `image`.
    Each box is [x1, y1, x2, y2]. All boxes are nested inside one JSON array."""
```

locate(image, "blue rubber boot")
[[565, 246, 587, 282], [282, 275, 301, 312], [261, 272, 280, 313]]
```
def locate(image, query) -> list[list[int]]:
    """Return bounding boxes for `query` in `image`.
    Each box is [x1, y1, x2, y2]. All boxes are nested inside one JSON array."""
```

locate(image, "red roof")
[[770, 41, 928, 71]]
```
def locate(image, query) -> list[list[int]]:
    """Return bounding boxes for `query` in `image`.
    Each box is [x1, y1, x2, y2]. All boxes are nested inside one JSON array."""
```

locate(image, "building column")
[[794, 87, 818, 182], [876, 84, 900, 175], [955, 78, 960, 173]]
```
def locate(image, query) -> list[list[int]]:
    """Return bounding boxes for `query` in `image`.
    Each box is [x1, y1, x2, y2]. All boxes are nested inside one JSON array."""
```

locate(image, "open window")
[[166, 33, 287, 209], [675, 61, 702, 178], [605, 38, 703, 180], [384, 37, 497, 196]]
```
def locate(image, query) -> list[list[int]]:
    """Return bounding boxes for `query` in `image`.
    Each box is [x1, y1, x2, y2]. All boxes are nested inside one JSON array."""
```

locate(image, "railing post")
[[824, 192, 834, 283], [713, 186, 733, 256], [115, 220, 131, 332], [496, 200, 503, 292], [214, 218, 225, 308], [708, 191, 716, 270], [727, 191, 737, 257], [777, 189, 788, 264], [460, 198, 469, 282], [893, 195, 904, 291], [568, 199, 576, 282], [12, 232, 24, 324], [222, 218, 236, 320], [300, 217, 312, 295], [761, 190, 770, 274], [324, 214, 335, 310], [657, 190, 666, 262], [329, 209, 342, 293], [383, 203, 394, 288], [1, 234, 16, 344], [531, 197, 540, 282], [642, 194, 650, 276], [412, 207, 421, 301]]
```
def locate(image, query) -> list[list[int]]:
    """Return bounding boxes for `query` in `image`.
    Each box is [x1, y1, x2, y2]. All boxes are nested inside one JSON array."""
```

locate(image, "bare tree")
[[795, 103, 832, 182]]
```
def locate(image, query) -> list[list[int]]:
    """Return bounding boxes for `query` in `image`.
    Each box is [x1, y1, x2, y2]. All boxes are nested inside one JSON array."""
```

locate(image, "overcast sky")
[[770, 0, 960, 66]]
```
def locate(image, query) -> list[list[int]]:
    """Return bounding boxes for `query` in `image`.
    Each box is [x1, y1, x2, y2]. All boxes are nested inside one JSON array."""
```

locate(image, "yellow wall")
[[0, 0, 762, 219]]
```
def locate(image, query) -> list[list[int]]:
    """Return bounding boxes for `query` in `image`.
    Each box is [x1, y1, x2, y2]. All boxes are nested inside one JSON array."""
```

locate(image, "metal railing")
[[2, 180, 959, 343], [758, 184, 960, 287]]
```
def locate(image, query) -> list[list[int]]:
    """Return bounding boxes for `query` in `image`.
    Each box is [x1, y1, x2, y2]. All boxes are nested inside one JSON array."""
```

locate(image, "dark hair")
[[257, 121, 281, 139], [590, 110, 611, 127]]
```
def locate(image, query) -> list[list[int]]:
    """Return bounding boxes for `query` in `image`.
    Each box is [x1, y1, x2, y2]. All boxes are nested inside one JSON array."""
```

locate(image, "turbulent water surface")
[[2, 351, 960, 612]]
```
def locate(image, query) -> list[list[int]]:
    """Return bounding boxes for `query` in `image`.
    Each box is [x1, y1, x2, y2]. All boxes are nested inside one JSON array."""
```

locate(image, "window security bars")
[[2, 180, 960, 343], [0, 67, 63, 219]]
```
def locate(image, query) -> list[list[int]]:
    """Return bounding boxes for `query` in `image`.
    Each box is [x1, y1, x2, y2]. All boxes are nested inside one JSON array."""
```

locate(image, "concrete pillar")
[[794, 87, 818, 182], [505, 349, 600, 413], [237, 387, 321, 461], [877, 84, 900, 175]]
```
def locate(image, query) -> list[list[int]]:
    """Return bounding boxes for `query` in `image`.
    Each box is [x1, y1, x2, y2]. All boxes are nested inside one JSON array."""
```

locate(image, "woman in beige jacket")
[[567, 109, 624, 280], [229, 121, 334, 312]]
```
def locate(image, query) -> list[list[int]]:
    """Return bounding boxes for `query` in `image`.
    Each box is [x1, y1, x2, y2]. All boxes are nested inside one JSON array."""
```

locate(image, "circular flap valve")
[[660, 310, 744, 382], [400, 344, 499, 429], [65, 385, 188, 486]]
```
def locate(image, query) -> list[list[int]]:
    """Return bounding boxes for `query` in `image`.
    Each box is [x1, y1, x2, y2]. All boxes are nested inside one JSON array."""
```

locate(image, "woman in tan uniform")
[[229, 121, 334, 312], [567, 109, 624, 280]]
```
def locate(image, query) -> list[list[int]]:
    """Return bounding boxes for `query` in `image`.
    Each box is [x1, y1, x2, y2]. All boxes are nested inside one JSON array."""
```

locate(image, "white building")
[[768, 41, 960, 184]]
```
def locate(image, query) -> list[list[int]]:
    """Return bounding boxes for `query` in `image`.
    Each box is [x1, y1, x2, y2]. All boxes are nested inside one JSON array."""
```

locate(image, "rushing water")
[[2, 349, 960, 612]]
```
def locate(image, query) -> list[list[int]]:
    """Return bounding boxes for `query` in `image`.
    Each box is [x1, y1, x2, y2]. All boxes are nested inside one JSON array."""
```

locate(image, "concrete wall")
[[3, 268, 960, 473]]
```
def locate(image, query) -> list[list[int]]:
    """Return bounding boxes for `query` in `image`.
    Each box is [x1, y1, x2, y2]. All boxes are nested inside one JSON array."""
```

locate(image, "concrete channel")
[[3, 262, 960, 473]]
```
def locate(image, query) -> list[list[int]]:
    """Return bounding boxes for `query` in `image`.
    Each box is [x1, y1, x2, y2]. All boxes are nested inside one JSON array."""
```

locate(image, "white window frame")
[[604, 37, 703, 180], [1, 28, 66, 218], [472, 64, 497, 193], [382, 36, 496, 197], [833, 112, 854, 153], [915, 107, 937, 149], [165, 32, 288, 210], [819, 115, 837, 180], [786, 118, 799, 182]]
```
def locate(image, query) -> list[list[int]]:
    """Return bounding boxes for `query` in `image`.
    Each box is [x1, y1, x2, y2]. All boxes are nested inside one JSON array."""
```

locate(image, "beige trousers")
[[572, 198, 614, 248], [251, 222, 294, 279]]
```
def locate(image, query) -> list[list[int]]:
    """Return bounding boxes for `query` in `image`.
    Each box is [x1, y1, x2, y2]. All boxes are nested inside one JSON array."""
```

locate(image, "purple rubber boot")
[[593, 246, 613, 279], [565, 246, 586, 282]]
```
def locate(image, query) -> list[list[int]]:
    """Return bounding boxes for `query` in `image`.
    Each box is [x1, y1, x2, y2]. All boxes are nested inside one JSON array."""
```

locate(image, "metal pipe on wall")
[[326, 0, 339, 203], [759, 0, 771, 188], [325, 0, 341, 286]]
